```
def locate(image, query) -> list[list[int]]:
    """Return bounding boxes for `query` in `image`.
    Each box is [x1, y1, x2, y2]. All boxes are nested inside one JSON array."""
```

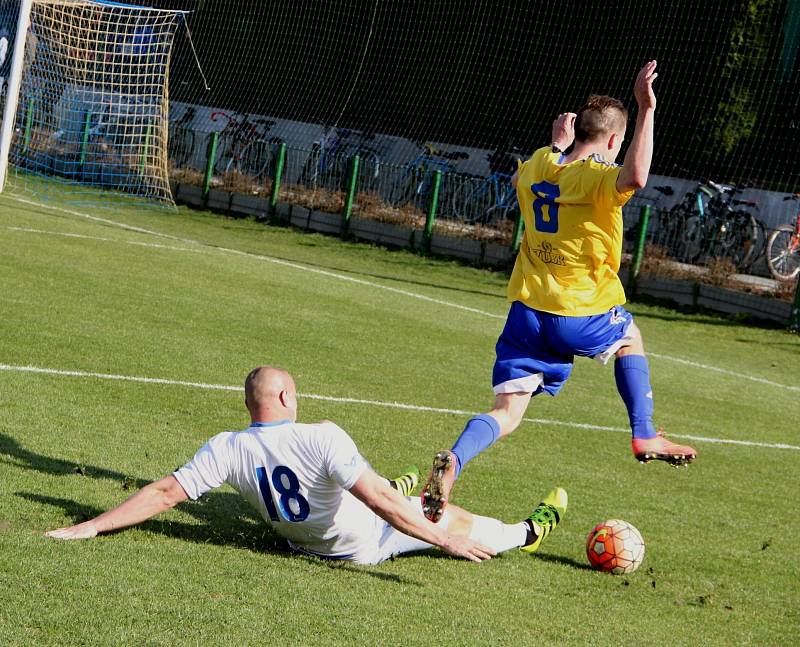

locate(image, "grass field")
[[1, 192, 799, 646]]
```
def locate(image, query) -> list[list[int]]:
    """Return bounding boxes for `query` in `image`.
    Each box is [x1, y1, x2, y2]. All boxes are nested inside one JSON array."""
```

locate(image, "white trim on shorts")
[[493, 372, 544, 395], [592, 321, 638, 365]]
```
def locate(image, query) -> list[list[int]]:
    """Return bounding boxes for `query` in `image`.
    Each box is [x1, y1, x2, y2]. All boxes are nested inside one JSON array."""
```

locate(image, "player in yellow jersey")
[[421, 61, 696, 523]]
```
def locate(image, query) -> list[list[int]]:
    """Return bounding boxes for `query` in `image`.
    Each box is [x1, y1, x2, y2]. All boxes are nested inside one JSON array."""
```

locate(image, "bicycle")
[[211, 111, 281, 181], [387, 142, 468, 209], [168, 105, 196, 168], [298, 128, 381, 192], [675, 180, 762, 270], [450, 146, 521, 225], [451, 171, 518, 225], [765, 193, 800, 281], [627, 184, 675, 248]]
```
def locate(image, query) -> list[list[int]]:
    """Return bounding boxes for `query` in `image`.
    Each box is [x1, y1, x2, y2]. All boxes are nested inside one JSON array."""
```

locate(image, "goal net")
[[0, 0, 181, 204], [155, 0, 798, 245]]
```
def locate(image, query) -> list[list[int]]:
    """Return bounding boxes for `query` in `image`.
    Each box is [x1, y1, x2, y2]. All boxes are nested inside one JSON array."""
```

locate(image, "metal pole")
[[270, 142, 287, 213], [511, 210, 525, 255], [423, 170, 442, 252], [341, 154, 360, 236], [0, 0, 33, 192], [628, 204, 652, 298], [203, 131, 219, 199]]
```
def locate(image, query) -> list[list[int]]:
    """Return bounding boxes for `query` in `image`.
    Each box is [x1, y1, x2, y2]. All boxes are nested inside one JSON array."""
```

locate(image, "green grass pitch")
[[0, 192, 798, 645]]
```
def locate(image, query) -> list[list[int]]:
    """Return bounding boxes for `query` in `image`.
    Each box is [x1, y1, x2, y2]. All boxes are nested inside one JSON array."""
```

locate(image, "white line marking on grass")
[[10, 196, 187, 241], [1, 363, 797, 452], [649, 352, 800, 393], [6, 226, 203, 254], [4, 195, 798, 394]]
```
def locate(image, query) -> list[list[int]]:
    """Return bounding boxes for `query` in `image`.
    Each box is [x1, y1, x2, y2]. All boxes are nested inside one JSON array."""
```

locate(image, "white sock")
[[468, 514, 528, 553]]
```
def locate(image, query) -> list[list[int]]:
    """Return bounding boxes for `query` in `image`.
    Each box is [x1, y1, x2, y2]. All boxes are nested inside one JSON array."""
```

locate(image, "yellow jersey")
[[508, 146, 635, 316]]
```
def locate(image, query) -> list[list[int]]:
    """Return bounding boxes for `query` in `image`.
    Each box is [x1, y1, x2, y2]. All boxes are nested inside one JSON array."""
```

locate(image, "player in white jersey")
[[46, 366, 567, 564]]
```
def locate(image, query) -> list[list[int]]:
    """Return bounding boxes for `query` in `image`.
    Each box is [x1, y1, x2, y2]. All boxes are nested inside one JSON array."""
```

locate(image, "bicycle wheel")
[[483, 202, 519, 228], [653, 207, 684, 255], [357, 152, 381, 193], [240, 140, 273, 181], [297, 148, 321, 186], [169, 126, 194, 168], [766, 225, 800, 281], [676, 215, 704, 263], [728, 212, 762, 271], [386, 170, 416, 207], [451, 178, 486, 222], [214, 134, 240, 174], [710, 212, 757, 271]]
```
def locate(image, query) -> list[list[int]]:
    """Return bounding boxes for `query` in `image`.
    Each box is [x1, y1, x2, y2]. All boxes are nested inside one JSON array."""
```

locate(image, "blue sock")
[[614, 355, 658, 440], [451, 414, 501, 478]]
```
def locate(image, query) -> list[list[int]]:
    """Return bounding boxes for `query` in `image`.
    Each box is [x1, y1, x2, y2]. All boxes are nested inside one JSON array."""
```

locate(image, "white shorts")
[[354, 496, 439, 565]]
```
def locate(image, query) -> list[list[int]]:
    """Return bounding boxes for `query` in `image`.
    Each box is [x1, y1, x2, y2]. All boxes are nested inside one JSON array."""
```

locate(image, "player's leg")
[[374, 489, 568, 562], [448, 486, 568, 554], [420, 391, 530, 523], [614, 328, 697, 465], [421, 302, 572, 522], [560, 306, 696, 465], [387, 465, 420, 497]]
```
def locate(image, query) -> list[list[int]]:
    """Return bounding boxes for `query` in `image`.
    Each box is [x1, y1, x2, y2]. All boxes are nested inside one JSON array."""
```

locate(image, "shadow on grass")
[[629, 305, 740, 328], [0, 432, 153, 488], [734, 337, 800, 351], [19, 491, 286, 552], [629, 296, 787, 330], [13, 197, 508, 302], [533, 552, 596, 572], [297, 556, 422, 585], [206, 243, 509, 302], [6, 434, 425, 584], [23, 491, 422, 585]]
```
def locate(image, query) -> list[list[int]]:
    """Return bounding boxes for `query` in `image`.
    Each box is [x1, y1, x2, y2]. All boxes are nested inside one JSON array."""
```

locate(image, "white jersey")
[[173, 420, 380, 560]]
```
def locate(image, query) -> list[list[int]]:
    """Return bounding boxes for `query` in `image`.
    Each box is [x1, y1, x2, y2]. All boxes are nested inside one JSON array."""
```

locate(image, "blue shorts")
[[492, 301, 635, 397]]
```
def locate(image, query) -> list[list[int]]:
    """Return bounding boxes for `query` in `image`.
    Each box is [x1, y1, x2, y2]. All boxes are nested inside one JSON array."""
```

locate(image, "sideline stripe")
[[6, 226, 203, 254], [4, 197, 798, 394], [9, 196, 189, 242], [3, 216, 502, 320], [649, 352, 800, 393], [1, 363, 797, 452]]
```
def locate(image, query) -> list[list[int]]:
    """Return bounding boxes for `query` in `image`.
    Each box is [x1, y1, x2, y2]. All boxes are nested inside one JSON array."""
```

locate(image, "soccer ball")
[[586, 519, 645, 574]]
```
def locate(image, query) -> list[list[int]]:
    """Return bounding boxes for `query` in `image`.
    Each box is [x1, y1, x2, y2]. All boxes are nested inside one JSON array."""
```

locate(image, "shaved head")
[[574, 94, 628, 143], [244, 366, 298, 422]]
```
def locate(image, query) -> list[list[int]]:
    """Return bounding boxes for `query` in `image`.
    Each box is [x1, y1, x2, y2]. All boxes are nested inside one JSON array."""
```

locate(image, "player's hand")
[[634, 60, 658, 111], [45, 521, 99, 540], [441, 535, 496, 563], [551, 112, 576, 151]]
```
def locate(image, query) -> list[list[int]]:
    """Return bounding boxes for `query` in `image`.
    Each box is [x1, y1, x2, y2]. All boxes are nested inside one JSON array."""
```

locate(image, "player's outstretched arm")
[[617, 60, 658, 193], [45, 475, 189, 540], [349, 468, 495, 563]]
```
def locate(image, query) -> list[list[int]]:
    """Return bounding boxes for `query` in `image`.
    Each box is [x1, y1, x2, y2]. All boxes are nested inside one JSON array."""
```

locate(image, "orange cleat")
[[420, 450, 457, 522], [632, 429, 697, 467]]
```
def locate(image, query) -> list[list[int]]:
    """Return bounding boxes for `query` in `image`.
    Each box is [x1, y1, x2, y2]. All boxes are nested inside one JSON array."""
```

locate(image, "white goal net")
[[1, 0, 181, 203]]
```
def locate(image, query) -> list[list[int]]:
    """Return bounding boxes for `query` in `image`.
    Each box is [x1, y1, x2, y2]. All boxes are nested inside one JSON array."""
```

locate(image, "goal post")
[[0, 0, 183, 203], [0, 0, 32, 193]]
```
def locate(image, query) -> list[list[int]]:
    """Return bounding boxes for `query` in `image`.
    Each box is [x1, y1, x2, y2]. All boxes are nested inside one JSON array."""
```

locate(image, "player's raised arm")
[[45, 475, 189, 540], [512, 112, 575, 188], [348, 468, 495, 563], [551, 112, 576, 152], [617, 60, 658, 193]]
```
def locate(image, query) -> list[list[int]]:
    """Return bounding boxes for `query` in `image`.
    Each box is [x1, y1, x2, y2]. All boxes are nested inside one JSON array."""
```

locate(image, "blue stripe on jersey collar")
[[250, 420, 292, 428]]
